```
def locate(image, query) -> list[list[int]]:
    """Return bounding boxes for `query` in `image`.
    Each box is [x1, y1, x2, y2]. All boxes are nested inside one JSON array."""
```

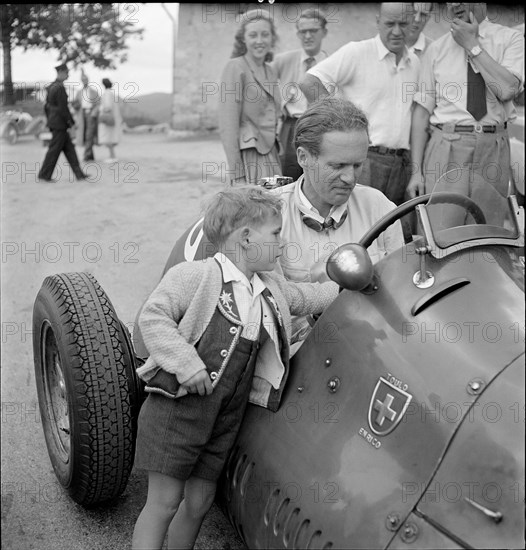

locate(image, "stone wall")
[[172, 3, 524, 131]]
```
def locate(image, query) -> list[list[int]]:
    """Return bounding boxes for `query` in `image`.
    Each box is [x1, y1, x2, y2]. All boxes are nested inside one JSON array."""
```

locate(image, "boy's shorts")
[[134, 336, 257, 481]]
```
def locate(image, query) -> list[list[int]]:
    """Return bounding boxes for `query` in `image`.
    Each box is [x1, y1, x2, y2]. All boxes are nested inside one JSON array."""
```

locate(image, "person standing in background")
[[300, 3, 419, 208], [406, 2, 524, 221], [38, 63, 88, 183], [72, 70, 99, 161], [218, 10, 282, 185], [270, 8, 329, 181], [406, 3, 434, 57], [98, 78, 123, 163]]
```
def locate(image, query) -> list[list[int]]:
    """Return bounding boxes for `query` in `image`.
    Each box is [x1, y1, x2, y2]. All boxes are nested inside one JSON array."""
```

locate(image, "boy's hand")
[[182, 370, 213, 396]]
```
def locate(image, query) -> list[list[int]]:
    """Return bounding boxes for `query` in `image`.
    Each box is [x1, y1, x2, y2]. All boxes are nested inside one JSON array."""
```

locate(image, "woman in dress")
[[219, 10, 282, 185], [98, 77, 122, 163]]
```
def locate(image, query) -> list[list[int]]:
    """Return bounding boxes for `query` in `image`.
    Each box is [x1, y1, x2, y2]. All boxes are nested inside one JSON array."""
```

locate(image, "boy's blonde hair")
[[203, 186, 282, 247]]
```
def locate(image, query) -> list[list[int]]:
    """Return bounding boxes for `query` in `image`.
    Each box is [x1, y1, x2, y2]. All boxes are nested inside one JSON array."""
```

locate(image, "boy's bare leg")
[[167, 476, 217, 550], [132, 471, 185, 550]]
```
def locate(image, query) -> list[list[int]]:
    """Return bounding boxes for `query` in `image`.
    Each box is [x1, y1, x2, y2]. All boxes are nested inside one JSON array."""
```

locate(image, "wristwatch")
[[469, 45, 482, 58]]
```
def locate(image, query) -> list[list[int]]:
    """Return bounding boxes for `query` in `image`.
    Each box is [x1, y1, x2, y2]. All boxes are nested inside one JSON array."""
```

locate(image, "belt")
[[435, 122, 507, 134], [368, 146, 408, 156]]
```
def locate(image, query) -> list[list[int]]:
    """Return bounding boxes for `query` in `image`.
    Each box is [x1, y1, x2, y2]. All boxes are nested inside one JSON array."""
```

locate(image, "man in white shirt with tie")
[[271, 8, 329, 181], [406, 2, 524, 221]]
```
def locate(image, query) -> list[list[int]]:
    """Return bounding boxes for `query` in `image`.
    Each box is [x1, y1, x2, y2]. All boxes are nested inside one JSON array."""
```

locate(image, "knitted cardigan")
[[137, 258, 339, 408]]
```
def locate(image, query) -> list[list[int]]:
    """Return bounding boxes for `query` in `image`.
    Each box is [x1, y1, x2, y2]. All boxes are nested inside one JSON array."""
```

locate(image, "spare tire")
[[32, 272, 142, 507]]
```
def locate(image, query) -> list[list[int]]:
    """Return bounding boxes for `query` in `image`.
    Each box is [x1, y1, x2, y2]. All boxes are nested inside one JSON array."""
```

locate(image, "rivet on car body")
[[327, 377, 340, 393], [385, 513, 400, 531], [297, 386, 304, 393], [400, 521, 419, 543], [467, 378, 485, 395], [325, 358, 332, 367]]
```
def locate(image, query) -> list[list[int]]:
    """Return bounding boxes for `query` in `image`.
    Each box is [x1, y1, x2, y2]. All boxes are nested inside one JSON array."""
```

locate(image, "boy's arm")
[[139, 266, 208, 385], [268, 271, 339, 316]]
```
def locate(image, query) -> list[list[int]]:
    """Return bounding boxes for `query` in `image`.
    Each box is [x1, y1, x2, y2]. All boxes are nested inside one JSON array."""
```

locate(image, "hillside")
[[120, 92, 172, 127], [1, 91, 173, 128]]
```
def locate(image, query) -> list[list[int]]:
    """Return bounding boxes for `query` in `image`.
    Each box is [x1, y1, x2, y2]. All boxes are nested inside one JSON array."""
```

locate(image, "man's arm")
[[452, 14, 523, 101], [299, 73, 330, 105], [407, 103, 430, 198]]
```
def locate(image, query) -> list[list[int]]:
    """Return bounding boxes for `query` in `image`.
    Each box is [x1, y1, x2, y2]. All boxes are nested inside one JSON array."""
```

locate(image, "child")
[[132, 186, 338, 549]]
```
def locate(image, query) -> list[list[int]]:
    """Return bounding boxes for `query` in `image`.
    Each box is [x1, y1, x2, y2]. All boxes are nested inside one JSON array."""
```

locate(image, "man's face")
[[57, 69, 69, 82], [296, 17, 327, 57], [377, 3, 413, 55], [299, 130, 369, 213], [447, 3, 486, 23], [406, 4, 431, 44]]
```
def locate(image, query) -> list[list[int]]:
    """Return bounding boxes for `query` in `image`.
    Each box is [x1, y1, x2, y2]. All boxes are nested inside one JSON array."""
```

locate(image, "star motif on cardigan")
[[219, 290, 237, 318]]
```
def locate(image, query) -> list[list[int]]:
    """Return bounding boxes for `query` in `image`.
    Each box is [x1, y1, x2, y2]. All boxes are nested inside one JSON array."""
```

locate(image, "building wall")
[[172, 3, 524, 131]]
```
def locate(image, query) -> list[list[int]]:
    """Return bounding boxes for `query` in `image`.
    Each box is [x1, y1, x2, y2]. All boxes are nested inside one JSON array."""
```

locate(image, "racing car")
[[32, 170, 524, 549], [0, 110, 46, 145]]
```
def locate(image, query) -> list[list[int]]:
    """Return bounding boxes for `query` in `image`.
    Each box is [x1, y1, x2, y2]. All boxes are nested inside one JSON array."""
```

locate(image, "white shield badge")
[[368, 377, 412, 436]]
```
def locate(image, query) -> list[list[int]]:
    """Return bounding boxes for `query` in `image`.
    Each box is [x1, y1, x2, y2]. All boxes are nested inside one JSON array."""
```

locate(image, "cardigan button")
[[229, 326, 237, 335], [210, 371, 218, 380], [220, 349, 228, 358]]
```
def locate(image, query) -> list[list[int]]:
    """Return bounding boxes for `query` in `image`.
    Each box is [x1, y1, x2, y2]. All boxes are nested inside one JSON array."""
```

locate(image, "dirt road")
[[1, 132, 245, 549]]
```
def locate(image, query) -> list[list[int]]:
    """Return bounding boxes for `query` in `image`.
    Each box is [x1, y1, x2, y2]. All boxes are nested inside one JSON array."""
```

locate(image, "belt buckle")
[[474, 123, 483, 133]]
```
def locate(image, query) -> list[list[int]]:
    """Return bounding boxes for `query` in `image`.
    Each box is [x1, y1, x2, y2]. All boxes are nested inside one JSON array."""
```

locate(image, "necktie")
[[305, 57, 316, 72], [466, 61, 487, 121]]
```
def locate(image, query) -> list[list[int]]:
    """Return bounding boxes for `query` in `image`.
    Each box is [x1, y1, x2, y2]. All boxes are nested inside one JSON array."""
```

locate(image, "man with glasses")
[[299, 3, 419, 208], [270, 8, 329, 181], [407, 3, 524, 210]]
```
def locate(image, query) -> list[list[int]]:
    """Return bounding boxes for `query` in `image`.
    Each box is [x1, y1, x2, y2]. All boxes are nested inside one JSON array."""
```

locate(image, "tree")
[[0, 4, 143, 105]]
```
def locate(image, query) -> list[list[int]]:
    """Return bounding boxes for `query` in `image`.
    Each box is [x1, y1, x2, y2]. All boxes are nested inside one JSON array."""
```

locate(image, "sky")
[[5, 3, 175, 97]]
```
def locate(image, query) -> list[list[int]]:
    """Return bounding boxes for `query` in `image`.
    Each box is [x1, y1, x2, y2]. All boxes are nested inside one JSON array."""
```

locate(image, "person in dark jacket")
[[38, 63, 88, 182]]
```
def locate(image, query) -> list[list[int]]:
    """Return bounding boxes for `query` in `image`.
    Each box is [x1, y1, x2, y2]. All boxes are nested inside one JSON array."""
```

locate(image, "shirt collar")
[[374, 34, 412, 63], [410, 32, 427, 54], [296, 176, 348, 223], [213, 252, 265, 297], [300, 50, 327, 64], [477, 17, 489, 39]]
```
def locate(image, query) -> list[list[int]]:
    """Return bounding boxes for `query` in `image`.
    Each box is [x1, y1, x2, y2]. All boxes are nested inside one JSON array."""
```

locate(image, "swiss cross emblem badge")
[[368, 377, 412, 436]]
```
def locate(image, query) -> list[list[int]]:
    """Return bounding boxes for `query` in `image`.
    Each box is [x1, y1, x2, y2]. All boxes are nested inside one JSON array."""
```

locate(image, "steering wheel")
[[359, 192, 486, 249]]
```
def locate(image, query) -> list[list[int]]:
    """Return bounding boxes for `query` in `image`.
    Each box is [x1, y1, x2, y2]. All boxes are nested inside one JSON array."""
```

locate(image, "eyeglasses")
[[300, 209, 348, 232], [297, 28, 323, 36]]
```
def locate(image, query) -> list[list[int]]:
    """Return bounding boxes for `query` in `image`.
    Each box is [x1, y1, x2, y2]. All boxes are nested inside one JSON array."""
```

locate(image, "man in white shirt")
[[299, 3, 420, 207], [407, 2, 524, 224], [270, 8, 329, 181]]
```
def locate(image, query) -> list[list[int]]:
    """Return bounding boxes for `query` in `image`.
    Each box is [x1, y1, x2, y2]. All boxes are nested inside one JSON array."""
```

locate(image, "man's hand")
[[182, 369, 213, 396], [407, 173, 425, 199], [310, 255, 331, 283], [450, 11, 479, 51]]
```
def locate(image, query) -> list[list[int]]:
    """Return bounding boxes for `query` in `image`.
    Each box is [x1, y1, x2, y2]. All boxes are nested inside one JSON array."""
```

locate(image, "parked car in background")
[[0, 110, 47, 145]]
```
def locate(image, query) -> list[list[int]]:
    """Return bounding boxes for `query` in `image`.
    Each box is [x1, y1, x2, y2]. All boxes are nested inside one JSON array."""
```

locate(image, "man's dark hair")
[[294, 97, 369, 156], [297, 8, 328, 29]]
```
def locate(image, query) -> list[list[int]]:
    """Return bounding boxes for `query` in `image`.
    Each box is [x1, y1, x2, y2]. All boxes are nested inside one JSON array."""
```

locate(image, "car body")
[[32, 173, 524, 548], [0, 110, 46, 145]]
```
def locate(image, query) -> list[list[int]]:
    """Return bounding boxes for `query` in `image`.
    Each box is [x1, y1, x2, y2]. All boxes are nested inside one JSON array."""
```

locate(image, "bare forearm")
[[410, 104, 430, 175], [299, 74, 329, 105]]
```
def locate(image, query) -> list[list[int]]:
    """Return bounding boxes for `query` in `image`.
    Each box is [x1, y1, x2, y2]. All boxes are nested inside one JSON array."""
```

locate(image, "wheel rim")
[[41, 321, 71, 462]]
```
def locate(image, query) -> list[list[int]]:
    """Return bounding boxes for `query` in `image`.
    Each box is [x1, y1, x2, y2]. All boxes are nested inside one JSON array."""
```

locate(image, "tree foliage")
[[1, 3, 144, 105]]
